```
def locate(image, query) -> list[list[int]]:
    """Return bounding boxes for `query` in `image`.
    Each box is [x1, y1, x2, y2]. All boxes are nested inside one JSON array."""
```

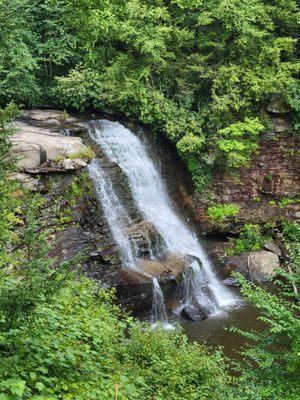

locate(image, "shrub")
[[0, 276, 230, 400], [216, 118, 265, 168], [207, 203, 240, 226], [231, 224, 265, 254]]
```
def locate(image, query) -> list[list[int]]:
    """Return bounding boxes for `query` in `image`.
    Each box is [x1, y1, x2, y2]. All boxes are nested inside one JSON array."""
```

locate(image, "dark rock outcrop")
[[180, 305, 207, 322], [222, 277, 240, 287]]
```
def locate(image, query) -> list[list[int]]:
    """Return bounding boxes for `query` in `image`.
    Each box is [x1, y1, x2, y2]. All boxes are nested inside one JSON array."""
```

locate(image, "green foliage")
[[0, 4, 300, 399], [177, 133, 205, 157], [0, 276, 231, 400], [54, 68, 103, 112], [0, 1, 40, 105], [283, 222, 300, 242], [1, 0, 299, 189], [231, 224, 265, 254], [216, 118, 264, 168], [226, 222, 300, 399], [278, 197, 298, 208], [69, 146, 95, 161], [0, 194, 70, 331], [207, 203, 240, 226], [0, 104, 21, 256]]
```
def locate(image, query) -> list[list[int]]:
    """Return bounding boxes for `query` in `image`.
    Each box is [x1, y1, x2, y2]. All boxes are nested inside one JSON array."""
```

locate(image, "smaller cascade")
[[176, 260, 216, 320], [62, 128, 71, 136], [151, 277, 168, 326], [88, 159, 137, 267]]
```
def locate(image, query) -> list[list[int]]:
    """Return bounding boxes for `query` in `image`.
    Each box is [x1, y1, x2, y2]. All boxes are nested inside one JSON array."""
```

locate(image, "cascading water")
[[88, 159, 136, 267], [151, 277, 168, 325], [62, 128, 71, 136], [87, 119, 238, 321]]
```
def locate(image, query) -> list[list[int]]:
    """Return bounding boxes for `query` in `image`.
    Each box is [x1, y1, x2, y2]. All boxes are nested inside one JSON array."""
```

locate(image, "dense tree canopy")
[[1, 0, 299, 188]]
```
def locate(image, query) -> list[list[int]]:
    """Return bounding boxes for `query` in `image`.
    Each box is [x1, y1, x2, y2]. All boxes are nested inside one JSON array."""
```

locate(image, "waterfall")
[[62, 128, 71, 136], [87, 120, 238, 320], [88, 159, 137, 267], [151, 277, 168, 324]]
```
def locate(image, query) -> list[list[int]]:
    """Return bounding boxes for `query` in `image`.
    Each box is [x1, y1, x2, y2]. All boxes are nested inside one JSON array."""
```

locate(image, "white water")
[[88, 119, 238, 317], [152, 277, 167, 323], [88, 159, 136, 267]]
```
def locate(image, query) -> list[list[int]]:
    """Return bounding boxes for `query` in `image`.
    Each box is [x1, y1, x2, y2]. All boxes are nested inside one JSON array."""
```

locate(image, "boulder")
[[13, 142, 44, 169], [137, 253, 185, 281], [44, 118, 60, 126], [60, 158, 87, 170], [180, 305, 207, 322], [263, 242, 282, 257], [22, 109, 65, 122], [9, 173, 42, 191], [222, 277, 241, 287], [12, 120, 90, 172], [224, 250, 280, 282]]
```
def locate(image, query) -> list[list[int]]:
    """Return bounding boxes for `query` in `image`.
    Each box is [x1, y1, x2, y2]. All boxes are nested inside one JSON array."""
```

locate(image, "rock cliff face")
[[179, 113, 300, 234], [10, 109, 189, 313], [11, 110, 121, 281]]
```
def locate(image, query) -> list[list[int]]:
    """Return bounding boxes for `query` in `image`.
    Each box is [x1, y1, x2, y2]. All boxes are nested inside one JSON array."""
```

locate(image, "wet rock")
[[180, 305, 207, 322], [115, 269, 153, 313], [222, 277, 240, 287], [125, 220, 162, 257], [224, 250, 280, 282], [137, 253, 186, 282]]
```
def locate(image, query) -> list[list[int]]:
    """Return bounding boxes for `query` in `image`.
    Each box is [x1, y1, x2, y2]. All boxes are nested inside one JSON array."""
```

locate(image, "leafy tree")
[[0, 0, 40, 105]]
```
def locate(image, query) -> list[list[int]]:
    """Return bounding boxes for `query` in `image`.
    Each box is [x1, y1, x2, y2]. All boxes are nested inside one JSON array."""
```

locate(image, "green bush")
[[216, 118, 265, 168], [207, 203, 240, 226], [0, 276, 230, 400], [282, 222, 300, 242], [231, 224, 265, 254]]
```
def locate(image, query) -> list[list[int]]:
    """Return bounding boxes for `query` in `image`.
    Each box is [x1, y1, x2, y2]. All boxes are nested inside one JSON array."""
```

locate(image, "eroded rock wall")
[[179, 115, 300, 234]]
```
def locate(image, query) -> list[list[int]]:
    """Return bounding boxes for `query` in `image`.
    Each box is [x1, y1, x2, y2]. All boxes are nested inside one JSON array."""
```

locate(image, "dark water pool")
[[180, 302, 265, 359], [140, 290, 266, 360]]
